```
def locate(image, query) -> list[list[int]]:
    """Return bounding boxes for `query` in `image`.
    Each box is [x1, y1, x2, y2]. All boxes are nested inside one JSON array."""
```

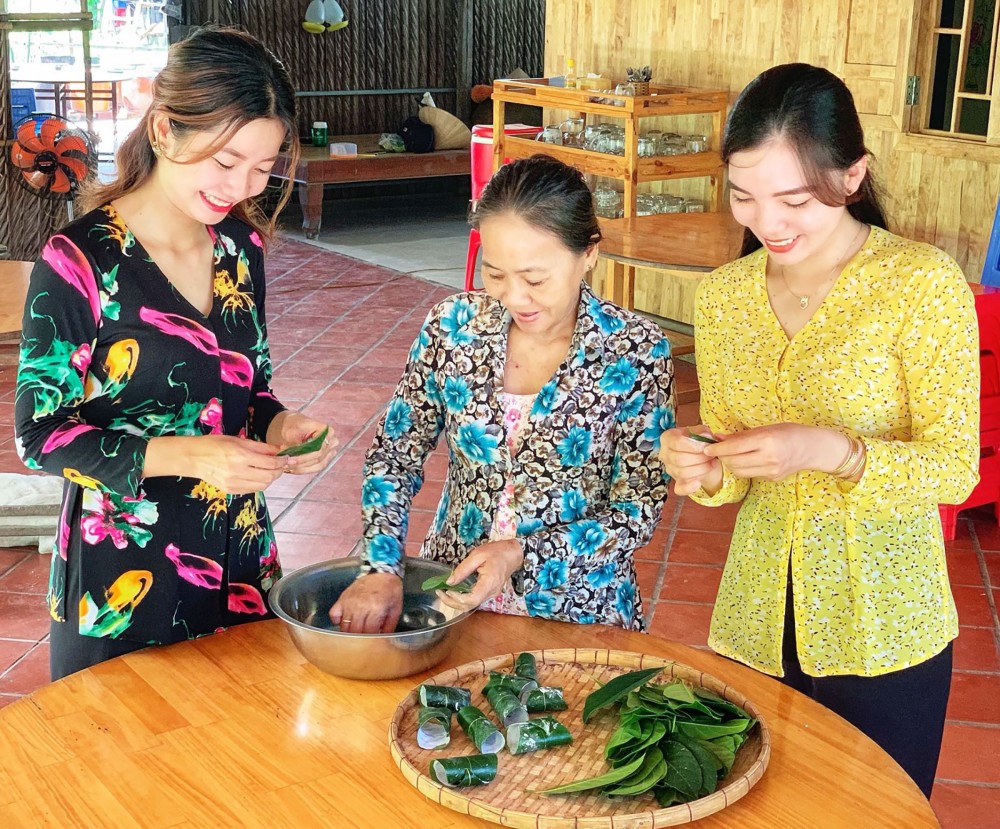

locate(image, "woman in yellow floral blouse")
[[659, 64, 979, 797]]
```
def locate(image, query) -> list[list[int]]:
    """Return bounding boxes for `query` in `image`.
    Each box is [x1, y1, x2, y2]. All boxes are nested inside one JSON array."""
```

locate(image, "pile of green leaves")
[[537, 667, 756, 807]]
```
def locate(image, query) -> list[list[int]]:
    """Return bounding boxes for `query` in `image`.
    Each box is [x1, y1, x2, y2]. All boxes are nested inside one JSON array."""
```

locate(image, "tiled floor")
[[1, 238, 998, 827]]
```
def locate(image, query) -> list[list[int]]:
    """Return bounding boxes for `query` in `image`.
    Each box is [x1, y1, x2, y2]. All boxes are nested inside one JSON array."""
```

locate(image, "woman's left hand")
[[705, 423, 846, 481], [435, 539, 525, 613], [267, 411, 338, 475]]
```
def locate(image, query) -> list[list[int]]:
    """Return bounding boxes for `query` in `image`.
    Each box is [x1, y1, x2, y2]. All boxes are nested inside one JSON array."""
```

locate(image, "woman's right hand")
[[329, 572, 403, 634], [144, 434, 289, 494], [658, 426, 724, 496]]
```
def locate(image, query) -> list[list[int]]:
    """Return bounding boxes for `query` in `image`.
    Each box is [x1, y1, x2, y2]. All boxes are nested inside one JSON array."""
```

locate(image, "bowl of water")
[[268, 557, 476, 680]]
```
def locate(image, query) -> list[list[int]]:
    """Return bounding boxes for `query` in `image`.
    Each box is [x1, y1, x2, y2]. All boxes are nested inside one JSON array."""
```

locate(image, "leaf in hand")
[[277, 426, 329, 457], [421, 571, 474, 593]]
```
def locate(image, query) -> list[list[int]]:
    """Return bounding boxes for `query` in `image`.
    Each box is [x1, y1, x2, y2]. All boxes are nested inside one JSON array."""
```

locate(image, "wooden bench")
[[270, 133, 471, 239]]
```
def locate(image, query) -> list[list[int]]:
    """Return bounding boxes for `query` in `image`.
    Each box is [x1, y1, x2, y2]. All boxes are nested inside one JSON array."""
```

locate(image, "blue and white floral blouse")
[[359, 282, 675, 630]]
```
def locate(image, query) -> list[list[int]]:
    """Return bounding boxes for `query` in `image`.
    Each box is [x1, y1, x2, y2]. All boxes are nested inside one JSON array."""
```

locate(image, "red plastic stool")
[[465, 124, 541, 291], [938, 287, 1000, 539]]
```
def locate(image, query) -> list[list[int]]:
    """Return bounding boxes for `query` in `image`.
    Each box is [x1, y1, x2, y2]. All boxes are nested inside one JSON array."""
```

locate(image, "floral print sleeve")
[[16, 234, 148, 497], [360, 305, 447, 576]]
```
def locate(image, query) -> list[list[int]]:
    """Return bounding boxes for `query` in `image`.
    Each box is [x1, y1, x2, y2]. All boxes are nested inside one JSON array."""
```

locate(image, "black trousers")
[[780, 578, 952, 799]]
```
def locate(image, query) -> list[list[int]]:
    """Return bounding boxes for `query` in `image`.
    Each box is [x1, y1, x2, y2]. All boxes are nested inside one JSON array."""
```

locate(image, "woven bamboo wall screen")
[[545, 0, 1000, 322], [0, 17, 75, 262], [189, 0, 544, 137]]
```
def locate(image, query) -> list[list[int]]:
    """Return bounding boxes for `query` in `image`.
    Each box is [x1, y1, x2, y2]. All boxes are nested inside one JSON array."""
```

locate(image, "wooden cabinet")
[[489, 78, 728, 219]]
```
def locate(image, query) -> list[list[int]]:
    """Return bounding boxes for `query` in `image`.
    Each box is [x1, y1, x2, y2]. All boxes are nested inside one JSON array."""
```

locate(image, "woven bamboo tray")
[[388, 648, 770, 828]]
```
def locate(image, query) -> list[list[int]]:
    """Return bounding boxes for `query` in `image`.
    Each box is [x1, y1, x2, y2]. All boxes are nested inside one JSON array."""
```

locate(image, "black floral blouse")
[[360, 282, 675, 630], [15, 206, 286, 645]]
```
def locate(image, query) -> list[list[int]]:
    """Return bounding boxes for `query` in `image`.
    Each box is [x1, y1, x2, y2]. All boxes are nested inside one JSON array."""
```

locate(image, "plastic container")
[[470, 124, 543, 199], [311, 120, 328, 147], [328, 141, 357, 156]]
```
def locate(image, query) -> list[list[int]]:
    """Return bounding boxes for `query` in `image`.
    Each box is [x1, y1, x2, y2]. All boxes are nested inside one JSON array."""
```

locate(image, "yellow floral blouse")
[[692, 226, 980, 677]]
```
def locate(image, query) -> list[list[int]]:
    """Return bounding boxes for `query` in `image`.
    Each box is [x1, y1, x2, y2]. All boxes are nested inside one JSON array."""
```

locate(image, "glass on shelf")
[[638, 136, 657, 157], [682, 198, 705, 213], [685, 134, 709, 153]]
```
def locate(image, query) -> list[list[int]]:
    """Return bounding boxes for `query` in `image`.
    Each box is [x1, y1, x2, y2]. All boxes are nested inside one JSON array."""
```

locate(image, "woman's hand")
[[145, 434, 288, 494], [658, 426, 724, 496], [705, 423, 850, 481], [329, 572, 403, 634], [267, 411, 338, 475], [436, 539, 525, 613]]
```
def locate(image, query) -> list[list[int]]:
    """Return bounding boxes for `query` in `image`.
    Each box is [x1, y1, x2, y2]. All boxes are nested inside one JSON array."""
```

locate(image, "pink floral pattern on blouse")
[[479, 391, 535, 617]]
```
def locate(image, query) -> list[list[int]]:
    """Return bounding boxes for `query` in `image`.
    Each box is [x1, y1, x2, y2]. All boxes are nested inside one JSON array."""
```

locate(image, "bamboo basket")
[[631, 81, 650, 96], [388, 648, 770, 828]]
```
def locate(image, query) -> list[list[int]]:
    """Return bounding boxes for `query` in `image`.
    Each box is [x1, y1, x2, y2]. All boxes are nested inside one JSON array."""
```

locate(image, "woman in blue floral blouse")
[[330, 155, 675, 634]]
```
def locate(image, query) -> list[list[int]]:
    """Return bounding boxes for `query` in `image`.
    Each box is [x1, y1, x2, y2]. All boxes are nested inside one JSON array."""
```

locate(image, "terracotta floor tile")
[[0, 591, 50, 640], [676, 499, 742, 533], [0, 642, 49, 695], [0, 554, 51, 595], [947, 548, 987, 588], [953, 627, 1000, 673], [937, 723, 1000, 784], [983, 552, 1000, 588], [299, 471, 363, 504], [658, 563, 723, 604], [970, 513, 1000, 551], [647, 601, 714, 647], [668, 529, 730, 566], [274, 531, 358, 572], [264, 471, 314, 500], [0, 638, 35, 671], [0, 549, 30, 577], [635, 560, 662, 606], [931, 782, 1000, 829], [275, 500, 361, 538], [947, 672, 1000, 724], [952, 585, 996, 628], [634, 531, 669, 564]]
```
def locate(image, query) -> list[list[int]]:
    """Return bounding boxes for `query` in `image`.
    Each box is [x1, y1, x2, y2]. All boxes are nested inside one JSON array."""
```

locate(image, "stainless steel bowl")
[[268, 557, 476, 680]]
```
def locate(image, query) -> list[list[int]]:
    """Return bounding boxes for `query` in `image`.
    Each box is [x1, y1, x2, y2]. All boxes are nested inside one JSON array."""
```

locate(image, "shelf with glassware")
[[489, 78, 728, 221]]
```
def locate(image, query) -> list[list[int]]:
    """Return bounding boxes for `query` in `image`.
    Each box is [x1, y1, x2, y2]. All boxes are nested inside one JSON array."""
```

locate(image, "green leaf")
[[661, 739, 703, 799], [700, 735, 737, 773], [607, 719, 667, 765], [674, 718, 753, 741], [657, 680, 698, 704], [654, 785, 685, 808], [604, 747, 668, 797], [276, 426, 329, 457], [675, 733, 721, 794], [582, 666, 663, 723], [534, 753, 646, 795], [421, 571, 473, 593]]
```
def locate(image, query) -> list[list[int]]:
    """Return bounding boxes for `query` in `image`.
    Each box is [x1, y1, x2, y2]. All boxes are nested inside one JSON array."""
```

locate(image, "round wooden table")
[[0, 615, 939, 829]]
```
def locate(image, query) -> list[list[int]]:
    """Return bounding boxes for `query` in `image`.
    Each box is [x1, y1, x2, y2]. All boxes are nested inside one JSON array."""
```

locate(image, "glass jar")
[[686, 134, 708, 153]]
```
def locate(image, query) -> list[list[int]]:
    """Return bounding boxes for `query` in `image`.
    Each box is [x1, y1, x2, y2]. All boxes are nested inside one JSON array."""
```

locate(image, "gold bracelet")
[[831, 436, 860, 477], [840, 439, 867, 480]]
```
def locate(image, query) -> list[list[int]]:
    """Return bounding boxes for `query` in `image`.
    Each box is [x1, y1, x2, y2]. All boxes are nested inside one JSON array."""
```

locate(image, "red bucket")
[[470, 124, 542, 199]]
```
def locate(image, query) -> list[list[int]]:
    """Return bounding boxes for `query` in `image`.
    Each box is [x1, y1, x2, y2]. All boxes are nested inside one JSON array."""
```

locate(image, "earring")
[[151, 140, 163, 157]]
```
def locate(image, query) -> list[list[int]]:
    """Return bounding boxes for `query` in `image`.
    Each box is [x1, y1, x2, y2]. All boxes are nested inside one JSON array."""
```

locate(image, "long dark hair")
[[722, 63, 888, 256], [79, 26, 298, 245], [471, 154, 602, 254]]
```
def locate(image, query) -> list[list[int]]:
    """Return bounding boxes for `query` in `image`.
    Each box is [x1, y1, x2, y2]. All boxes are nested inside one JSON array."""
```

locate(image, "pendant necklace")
[[781, 222, 867, 310]]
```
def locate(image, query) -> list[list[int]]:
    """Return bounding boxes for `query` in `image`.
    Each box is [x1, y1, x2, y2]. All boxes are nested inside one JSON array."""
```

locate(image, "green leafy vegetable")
[[685, 428, 719, 444], [581, 666, 663, 723], [538, 670, 757, 808], [277, 426, 329, 457], [421, 571, 473, 593]]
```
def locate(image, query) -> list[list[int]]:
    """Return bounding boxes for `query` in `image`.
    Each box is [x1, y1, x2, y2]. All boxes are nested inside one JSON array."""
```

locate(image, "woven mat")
[[389, 648, 770, 829]]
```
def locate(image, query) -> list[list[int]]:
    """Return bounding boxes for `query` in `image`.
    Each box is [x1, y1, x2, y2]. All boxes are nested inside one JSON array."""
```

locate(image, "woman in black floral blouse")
[[331, 155, 675, 634], [15, 28, 336, 679]]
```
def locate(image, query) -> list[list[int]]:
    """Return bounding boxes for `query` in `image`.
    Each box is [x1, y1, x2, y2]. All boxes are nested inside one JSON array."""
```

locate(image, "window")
[[913, 0, 1000, 143]]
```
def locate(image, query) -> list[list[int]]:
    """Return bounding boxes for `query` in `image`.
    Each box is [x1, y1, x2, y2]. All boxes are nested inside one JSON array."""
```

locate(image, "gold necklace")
[[781, 222, 867, 310]]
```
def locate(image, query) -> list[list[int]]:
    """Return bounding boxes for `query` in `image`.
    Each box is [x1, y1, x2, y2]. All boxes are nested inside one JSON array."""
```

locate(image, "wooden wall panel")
[[547, 0, 1000, 322]]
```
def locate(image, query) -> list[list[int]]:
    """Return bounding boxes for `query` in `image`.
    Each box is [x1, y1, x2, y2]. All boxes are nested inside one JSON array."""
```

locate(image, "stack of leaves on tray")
[[537, 667, 756, 807], [419, 652, 574, 788]]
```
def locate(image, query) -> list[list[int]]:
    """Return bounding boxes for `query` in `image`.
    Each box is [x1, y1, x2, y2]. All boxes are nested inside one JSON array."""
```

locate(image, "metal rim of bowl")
[[268, 559, 477, 639]]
